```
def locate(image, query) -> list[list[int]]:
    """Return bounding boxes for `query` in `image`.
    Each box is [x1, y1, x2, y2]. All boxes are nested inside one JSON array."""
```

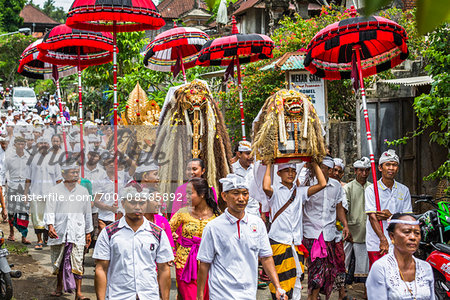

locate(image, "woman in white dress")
[[366, 213, 435, 300]]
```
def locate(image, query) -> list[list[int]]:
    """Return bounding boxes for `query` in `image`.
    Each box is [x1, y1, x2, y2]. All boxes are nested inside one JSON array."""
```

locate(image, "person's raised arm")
[[157, 262, 171, 300], [262, 162, 273, 198], [197, 262, 210, 300], [306, 162, 326, 197], [94, 259, 109, 300]]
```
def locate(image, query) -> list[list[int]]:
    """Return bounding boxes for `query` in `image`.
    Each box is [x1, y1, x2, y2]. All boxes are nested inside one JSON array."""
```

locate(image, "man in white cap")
[[343, 157, 371, 287], [24, 136, 63, 250], [231, 140, 254, 177], [332, 158, 346, 187], [302, 156, 350, 300], [134, 161, 159, 190], [44, 163, 92, 298], [93, 186, 173, 300], [0, 136, 8, 223], [4, 136, 31, 244], [197, 173, 287, 300], [48, 97, 59, 117], [262, 161, 326, 300], [365, 149, 412, 267]]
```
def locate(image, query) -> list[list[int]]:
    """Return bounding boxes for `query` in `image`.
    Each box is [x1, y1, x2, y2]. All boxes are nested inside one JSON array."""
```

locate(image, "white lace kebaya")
[[366, 252, 435, 300]]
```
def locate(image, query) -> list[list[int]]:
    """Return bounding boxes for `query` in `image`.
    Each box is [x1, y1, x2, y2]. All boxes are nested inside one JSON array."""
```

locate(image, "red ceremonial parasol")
[[66, 0, 165, 202], [18, 39, 78, 80], [143, 22, 210, 83], [196, 16, 274, 140], [304, 6, 409, 229], [37, 24, 114, 176]]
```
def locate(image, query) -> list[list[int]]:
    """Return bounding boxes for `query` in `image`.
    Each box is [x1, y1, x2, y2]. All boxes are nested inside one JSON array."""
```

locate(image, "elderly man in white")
[[44, 163, 93, 299]]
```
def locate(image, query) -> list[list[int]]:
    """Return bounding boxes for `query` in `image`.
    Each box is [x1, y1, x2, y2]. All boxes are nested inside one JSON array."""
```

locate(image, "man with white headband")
[[232, 140, 254, 177], [343, 157, 371, 287], [332, 158, 346, 187], [44, 163, 92, 298], [365, 149, 412, 268], [263, 160, 326, 300], [197, 174, 287, 300], [302, 155, 350, 300]]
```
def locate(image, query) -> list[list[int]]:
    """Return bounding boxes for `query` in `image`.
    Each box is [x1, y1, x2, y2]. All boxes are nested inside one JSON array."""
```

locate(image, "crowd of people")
[[0, 105, 436, 300]]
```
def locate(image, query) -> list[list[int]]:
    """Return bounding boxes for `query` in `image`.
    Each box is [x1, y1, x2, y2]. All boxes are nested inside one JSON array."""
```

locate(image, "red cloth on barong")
[[303, 237, 338, 300]]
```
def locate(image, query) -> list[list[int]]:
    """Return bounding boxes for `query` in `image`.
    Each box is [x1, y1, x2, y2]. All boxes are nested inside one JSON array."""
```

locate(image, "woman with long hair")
[[366, 213, 435, 299], [170, 158, 217, 216], [169, 177, 220, 300]]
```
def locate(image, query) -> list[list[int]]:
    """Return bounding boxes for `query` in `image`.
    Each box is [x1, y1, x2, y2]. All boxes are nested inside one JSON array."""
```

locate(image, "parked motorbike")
[[0, 230, 22, 300], [412, 195, 450, 300]]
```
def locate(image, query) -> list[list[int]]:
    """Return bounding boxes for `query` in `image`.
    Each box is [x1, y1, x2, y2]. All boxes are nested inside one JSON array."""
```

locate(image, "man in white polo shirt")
[[197, 174, 287, 300], [365, 149, 412, 267], [93, 186, 173, 300]]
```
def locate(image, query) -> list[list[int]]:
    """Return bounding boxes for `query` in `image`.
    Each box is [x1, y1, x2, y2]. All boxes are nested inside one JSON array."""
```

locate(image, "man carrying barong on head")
[[263, 161, 326, 299], [44, 163, 93, 299]]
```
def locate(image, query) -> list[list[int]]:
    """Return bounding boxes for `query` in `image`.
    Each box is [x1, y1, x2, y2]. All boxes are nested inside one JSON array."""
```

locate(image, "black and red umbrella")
[[197, 16, 274, 140], [304, 7, 408, 227], [18, 39, 78, 80], [66, 0, 164, 201], [37, 24, 114, 177], [143, 23, 210, 83]]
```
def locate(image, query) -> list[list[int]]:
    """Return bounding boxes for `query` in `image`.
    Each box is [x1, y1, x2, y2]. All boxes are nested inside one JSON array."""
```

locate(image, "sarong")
[[303, 237, 338, 300], [176, 236, 208, 300], [8, 213, 29, 237], [269, 239, 306, 300], [50, 243, 85, 293], [333, 240, 346, 290], [344, 242, 369, 283]]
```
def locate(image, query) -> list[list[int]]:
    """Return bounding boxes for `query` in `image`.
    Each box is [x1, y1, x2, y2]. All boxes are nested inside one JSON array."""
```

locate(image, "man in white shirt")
[[263, 161, 326, 300], [93, 186, 173, 300], [365, 149, 412, 267], [48, 97, 59, 117], [0, 136, 8, 225], [4, 137, 31, 244], [24, 137, 63, 250], [302, 156, 350, 300], [197, 174, 287, 300], [44, 163, 93, 298]]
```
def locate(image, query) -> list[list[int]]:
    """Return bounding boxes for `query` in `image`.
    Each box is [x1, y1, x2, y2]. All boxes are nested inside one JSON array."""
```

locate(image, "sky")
[[32, 0, 74, 12]]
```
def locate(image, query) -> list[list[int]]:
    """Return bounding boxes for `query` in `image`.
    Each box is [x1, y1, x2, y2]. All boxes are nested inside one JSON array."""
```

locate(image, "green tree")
[[387, 23, 450, 184], [0, 33, 36, 86], [0, 0, 26, 32], [41, 0, 66, 23]]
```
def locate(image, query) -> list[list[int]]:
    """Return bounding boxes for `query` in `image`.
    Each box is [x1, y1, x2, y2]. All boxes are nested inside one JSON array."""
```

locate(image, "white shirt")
[[93, 217, 174, 300], [26, 152, 62, 196], [44, 182, 93, 246], [231, 160, 253, 178], [365, 179, 412, 251], [366, 253, 435, 300], [0, 147, 6, 185], [95, 171, 131, 222], [48, 104, 59, 116], [268, 181, 308, 245], [84, 164, 106, 214], [303, 177, 344, 241], [4, 150, 29, 188], [197, 209, 272, 300]]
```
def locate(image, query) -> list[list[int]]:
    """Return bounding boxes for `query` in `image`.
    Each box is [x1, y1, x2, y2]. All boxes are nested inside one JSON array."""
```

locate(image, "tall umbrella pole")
[[235, 57, 246, 141], [78, 49, 85, 177], [113, 22, 119, 208], [354, 45, 382, 230], [177, 47, 187, 84], [56, 78, 69, 159]]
